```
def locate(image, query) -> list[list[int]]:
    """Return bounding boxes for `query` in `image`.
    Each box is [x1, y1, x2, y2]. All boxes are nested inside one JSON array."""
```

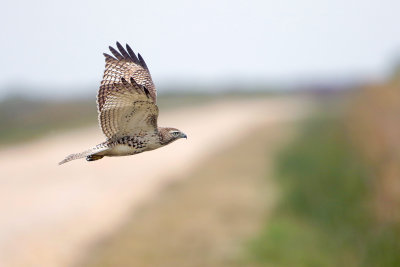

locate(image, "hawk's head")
[[158, 127, 187, 145]]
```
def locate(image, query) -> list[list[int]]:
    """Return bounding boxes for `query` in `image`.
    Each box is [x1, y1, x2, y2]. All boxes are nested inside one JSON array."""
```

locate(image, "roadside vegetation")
[[246, 115, 399, 266], [246, 76, 400, 266]]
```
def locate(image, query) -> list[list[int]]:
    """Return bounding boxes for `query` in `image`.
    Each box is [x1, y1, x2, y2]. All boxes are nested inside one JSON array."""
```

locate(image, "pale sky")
[[1, 0, 399, 97]]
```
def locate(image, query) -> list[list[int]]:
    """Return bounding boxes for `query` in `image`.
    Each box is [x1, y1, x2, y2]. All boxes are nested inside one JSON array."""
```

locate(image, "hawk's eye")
[[171, 131, 180, 137]]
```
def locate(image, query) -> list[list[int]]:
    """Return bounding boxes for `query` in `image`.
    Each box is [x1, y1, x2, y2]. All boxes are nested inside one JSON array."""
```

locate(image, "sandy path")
[[0, 97, 309, 267], [81, 119, 290, 267]]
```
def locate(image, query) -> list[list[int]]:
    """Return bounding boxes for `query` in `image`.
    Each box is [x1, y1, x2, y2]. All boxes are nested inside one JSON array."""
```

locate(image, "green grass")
[[245, 114, 400, 267]]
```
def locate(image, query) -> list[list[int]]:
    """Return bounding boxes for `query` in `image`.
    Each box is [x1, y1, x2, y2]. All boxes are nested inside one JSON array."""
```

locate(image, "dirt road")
[[0, 97, 309, 267]]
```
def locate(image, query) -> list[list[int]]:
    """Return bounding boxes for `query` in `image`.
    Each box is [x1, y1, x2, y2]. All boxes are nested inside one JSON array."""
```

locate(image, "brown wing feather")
[[99, 78, 158, 139], [97, 42, 157, 114]]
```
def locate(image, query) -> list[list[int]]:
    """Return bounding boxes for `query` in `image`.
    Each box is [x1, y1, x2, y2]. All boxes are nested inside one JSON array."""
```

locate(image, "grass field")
[[245, 113, 400, 267]]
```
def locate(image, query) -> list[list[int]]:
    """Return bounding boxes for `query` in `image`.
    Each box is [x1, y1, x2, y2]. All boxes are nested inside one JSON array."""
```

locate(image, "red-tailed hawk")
[[59, 42, 187, 165]]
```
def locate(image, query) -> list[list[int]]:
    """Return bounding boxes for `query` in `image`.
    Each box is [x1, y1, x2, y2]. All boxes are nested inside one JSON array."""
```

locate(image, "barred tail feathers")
[[58, 144, 109, 165]]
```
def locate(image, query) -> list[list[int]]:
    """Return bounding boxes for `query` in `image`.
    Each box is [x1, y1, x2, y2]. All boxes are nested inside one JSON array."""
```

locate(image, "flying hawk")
[[59, 42, 187, 165]]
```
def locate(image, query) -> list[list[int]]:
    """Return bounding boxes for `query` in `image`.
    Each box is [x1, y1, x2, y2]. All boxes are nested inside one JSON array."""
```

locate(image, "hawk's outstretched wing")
[[99, 77, 158, 139], [97, 42, 158, 139], [98, 42, 157, 113]]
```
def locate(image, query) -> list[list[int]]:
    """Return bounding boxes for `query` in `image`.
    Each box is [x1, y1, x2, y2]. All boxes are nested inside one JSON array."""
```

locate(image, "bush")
[[247, 114, 400, 266]]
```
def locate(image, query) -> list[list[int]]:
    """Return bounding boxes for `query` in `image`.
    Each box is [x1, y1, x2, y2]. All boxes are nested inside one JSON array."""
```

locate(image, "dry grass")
[[348, 75, 400, 223], [77, 124, 290, 267]]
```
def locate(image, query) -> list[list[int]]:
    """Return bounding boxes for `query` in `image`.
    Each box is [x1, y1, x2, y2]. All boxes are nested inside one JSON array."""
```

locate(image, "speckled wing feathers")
[[98, 42, 156, 114], [97, 42, 158, 139], [99, 78, 158, 139]]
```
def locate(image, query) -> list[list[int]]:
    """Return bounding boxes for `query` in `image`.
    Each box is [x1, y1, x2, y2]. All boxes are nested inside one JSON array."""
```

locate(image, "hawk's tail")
[[58, 143, 109, 165]]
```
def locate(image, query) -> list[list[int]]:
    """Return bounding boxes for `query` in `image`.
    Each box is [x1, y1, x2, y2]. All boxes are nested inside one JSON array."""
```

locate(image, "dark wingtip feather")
[[109, 45, 124, 60], [116, 42, 124, 53], [126, 44, 140, 64], [103, 53, 116, 61], [138, 53, 148, 70], [116, 42, 132, 61]]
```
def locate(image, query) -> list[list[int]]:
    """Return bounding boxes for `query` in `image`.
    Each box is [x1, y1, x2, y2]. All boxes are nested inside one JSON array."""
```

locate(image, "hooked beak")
[[180, 133, 187, 139]]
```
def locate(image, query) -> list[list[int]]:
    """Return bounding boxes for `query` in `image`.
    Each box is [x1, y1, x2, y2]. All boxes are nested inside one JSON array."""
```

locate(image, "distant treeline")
[[0, 97, 97, 145], [0, 92, 276, 146]]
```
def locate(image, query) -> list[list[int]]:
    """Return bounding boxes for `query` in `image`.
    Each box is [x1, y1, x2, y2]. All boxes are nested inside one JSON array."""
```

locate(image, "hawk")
[[59, 42, 187, 165]]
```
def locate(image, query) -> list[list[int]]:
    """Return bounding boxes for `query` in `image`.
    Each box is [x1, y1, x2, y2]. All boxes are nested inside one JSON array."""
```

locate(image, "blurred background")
[[0, 0, 399, 266]]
